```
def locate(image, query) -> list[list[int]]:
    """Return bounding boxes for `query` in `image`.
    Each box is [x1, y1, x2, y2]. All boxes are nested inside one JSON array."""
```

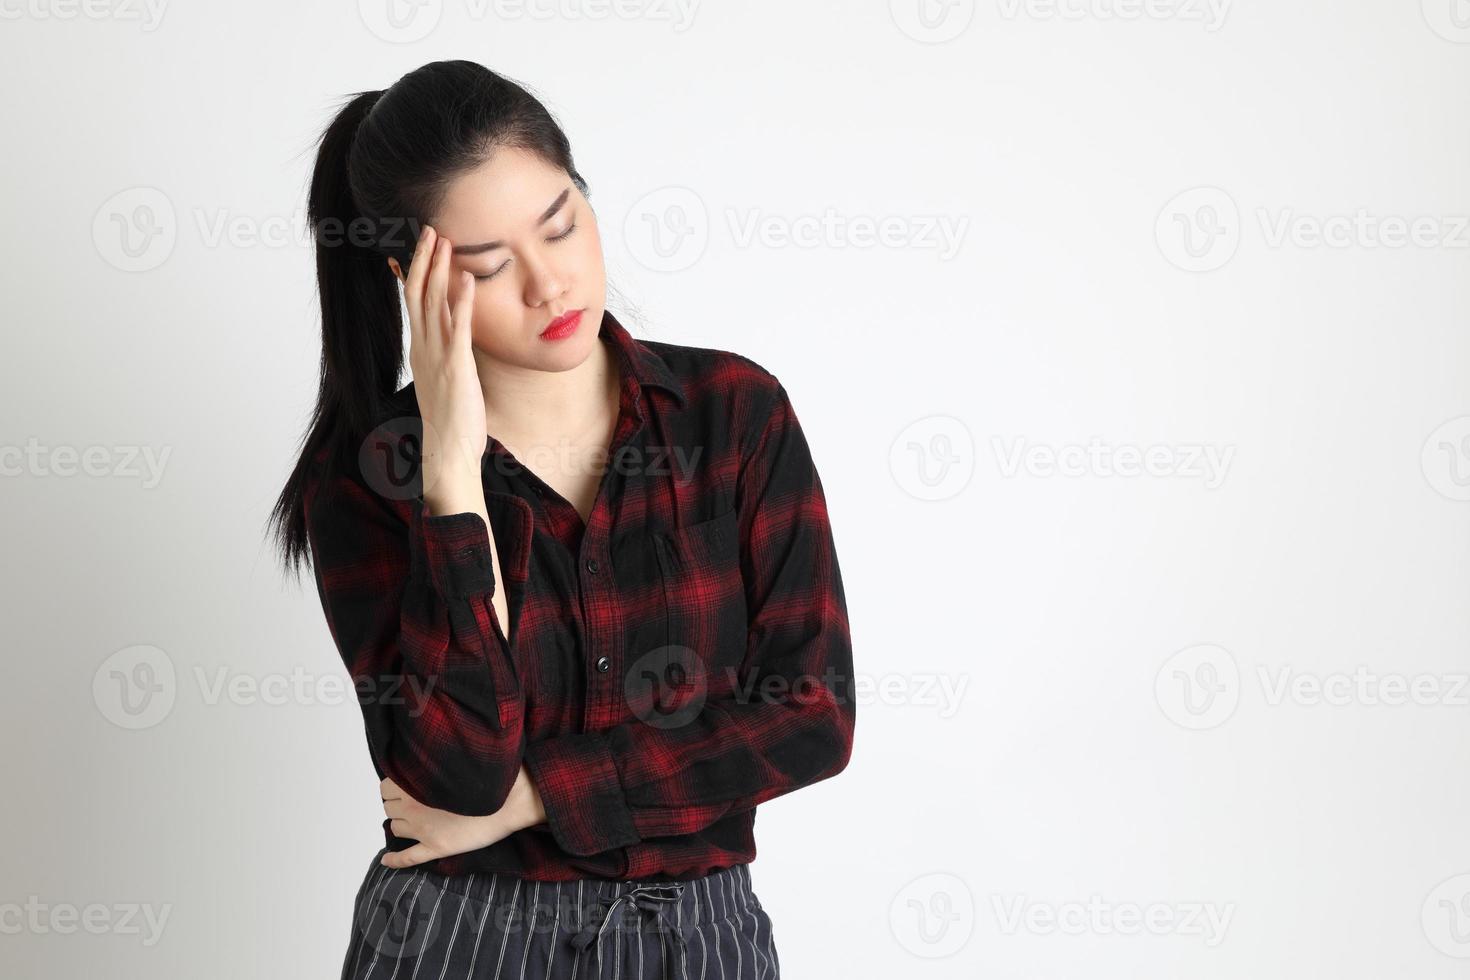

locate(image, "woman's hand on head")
[[392, 225, 487, 480]]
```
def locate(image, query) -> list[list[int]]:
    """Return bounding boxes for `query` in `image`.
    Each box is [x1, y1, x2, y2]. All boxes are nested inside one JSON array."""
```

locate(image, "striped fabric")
[[341, 845, 781, 979]]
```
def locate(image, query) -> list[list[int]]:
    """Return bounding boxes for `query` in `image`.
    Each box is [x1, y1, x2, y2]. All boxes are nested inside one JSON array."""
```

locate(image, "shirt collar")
[[598, 308, 688, 414]]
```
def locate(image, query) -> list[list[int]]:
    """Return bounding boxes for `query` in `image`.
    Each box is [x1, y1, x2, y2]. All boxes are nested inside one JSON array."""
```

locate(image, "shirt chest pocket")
[[647, 507, 749, 687]]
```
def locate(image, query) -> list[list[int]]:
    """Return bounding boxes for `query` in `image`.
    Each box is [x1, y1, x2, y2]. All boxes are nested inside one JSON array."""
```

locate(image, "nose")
[[520, 247, 567, 308]]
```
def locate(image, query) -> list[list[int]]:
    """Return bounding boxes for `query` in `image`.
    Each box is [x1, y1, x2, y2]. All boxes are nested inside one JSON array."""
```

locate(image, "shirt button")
[[585, 558, 600, 574], [595, 656, 610, 672]]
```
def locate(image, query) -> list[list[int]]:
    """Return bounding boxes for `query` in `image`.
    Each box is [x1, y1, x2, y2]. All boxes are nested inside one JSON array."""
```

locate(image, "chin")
[[529, 327, 593, 369]]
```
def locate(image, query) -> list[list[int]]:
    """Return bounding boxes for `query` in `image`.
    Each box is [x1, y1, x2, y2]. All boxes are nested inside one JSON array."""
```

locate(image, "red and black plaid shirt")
[[303, 310, 855, 882]]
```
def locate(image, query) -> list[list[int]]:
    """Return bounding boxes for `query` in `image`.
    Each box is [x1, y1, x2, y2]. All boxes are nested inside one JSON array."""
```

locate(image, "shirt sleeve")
[[522, 376, 857, 856], [303, 457, 529, 817]]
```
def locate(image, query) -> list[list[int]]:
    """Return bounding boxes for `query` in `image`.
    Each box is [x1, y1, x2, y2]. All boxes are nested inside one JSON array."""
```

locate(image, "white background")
[[3, 0, 1469, 977]]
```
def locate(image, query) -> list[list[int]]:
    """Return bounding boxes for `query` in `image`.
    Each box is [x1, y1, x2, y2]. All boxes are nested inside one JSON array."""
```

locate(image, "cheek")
[[470, 287, 516, 327], [462, 288, 517, 344], [574, 229, 605, 276]]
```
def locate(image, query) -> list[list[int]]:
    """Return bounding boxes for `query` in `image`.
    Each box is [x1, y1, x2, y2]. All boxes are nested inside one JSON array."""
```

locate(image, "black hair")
[[266, 59, 588, 582]]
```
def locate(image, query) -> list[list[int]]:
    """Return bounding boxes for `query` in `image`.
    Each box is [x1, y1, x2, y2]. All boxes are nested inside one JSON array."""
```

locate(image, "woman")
[[268, 59, 856, 979]]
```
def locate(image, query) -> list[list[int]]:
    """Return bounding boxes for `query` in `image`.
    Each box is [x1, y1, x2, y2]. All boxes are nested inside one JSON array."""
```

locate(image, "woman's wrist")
[[505, 762, 548, 831], [422, 462, 485, 518]]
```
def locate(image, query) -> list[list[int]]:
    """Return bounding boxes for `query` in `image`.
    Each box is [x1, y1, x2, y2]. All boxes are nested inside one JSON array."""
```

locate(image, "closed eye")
[[473, 222, 578, 282]]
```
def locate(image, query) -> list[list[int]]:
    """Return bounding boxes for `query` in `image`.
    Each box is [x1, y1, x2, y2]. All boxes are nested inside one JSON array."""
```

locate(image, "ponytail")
[[267, 89, 403, 582]]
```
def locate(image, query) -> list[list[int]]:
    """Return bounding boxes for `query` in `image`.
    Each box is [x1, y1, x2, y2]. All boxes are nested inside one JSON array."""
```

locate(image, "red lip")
[[540, 309, 584, 339]]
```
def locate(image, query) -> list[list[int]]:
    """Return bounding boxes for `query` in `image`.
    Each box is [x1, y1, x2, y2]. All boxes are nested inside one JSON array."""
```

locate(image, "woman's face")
[[396, 144, 606, 372]]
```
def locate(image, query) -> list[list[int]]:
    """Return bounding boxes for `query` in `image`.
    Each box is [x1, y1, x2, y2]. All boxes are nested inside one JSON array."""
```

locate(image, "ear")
[[387, 258, 404, 282]]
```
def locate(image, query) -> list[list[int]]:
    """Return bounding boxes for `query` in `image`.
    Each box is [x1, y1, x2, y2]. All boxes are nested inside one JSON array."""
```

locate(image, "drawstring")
[[567, 881, 693, 979]]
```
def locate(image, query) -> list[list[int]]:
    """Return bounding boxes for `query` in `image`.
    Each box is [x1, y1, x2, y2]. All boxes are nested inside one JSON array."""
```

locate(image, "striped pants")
[[340, 846, 782, 980]]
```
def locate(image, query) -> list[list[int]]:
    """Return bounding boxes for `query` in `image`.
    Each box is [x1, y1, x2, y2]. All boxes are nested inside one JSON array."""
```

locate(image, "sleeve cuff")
[[523, 732, 641, 856], [410, 495, 497, 599]]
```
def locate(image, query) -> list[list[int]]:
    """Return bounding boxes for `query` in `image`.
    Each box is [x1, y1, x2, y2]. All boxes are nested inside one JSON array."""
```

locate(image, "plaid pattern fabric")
[[304, 310, 855, 882]]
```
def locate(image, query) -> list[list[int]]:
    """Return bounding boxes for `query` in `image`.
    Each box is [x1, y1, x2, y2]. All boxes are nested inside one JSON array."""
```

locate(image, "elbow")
[[823, 700, 856, 780], [802, 686, 855, 785], [407, 763, 521, 818], [383, 737, 526, 818], [815, 649, 856, 781], [447, 760, 523, 817]]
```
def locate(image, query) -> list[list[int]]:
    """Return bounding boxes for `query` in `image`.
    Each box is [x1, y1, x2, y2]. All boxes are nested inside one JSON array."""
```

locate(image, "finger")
[[381, 844, 436, 869], [380, 777, 403, 800], [425, 236, 453, 351], [451, 271, 475, 353], [404, 226, 436, 348], [405, 221, 432, 314], [405, 225, 435, 292]]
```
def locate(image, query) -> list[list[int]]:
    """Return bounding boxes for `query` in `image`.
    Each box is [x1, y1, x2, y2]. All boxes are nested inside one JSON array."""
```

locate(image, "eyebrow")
[[451, 187, 572, 256]]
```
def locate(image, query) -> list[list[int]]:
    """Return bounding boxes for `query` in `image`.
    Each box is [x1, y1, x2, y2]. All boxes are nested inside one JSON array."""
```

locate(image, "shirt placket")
[[578, 395, 646, 729]]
